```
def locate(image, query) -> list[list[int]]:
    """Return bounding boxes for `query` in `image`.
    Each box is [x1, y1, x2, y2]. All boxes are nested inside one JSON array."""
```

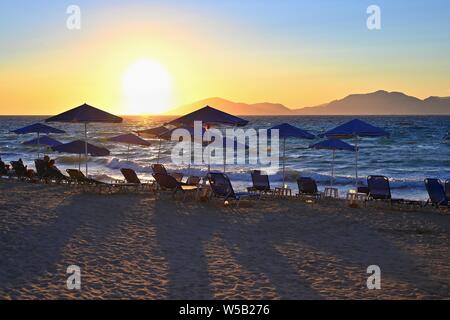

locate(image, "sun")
[[122, 59, 172, 115]]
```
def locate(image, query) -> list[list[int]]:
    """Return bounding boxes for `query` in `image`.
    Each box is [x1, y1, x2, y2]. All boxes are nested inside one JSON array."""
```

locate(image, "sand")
[[0, 179, 449, 300]]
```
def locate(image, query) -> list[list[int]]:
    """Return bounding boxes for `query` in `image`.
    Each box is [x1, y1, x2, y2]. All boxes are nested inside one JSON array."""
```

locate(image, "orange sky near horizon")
[[1, 2, 449, 116]]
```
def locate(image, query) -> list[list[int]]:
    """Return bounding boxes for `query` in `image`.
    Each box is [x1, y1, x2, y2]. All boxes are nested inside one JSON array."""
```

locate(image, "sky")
[[0, 0, 449, 115]]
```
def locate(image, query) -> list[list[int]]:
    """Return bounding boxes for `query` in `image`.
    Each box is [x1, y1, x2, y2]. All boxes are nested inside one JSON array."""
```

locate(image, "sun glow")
[[122, 59, 172, 115]]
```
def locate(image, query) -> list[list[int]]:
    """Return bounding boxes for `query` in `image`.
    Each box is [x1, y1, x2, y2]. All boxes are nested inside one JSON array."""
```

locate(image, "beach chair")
[[296, 177, 322, 200], [367, 175, 412, 207], [207, 172, 259, 206], [424, 178, 448, 208], [120, 168, 154, 191], [35, 159, 68, 184], [0, 160, 7, 176], [10, 160, 28, 180], [171, 172, 184, 183], [152, 173, 198, 200], [151, 164, 168, 175], [247, 170, 274, 195], [186, 175, 201, 186], [367, 175, 392, 200], [66, 169, 117, 193]]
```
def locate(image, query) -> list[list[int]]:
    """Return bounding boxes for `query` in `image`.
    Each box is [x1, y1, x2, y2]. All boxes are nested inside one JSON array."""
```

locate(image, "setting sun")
[[122, 59, 172, 115]]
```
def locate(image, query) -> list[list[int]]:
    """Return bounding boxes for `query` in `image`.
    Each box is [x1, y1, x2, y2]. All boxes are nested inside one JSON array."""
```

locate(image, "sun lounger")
[[152, 173, 198, 200], [296, 177, 322, 200], [247, 170, 274, 195], [424, 178, 448, 208], [367, 175, 419, 208], [0, 160, 7, 177], [120, 168, 155, 191], [10, 161, 29, 180], [171, 172, 184, 183], [151, 164, 168, 175], [66, 169, 125, 193], [208, 172, 259, 206], [186, 175, 201, 186], [35, 159, 69, 184]]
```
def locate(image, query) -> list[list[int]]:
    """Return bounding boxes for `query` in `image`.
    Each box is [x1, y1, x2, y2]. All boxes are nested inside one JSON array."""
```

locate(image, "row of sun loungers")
[[1, 160, 448, 209]]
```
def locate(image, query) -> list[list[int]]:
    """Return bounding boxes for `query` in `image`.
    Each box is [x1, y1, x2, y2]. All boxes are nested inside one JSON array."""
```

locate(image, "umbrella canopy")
[[108, 133, 151, 162], [324, 118, 389, 138], [159, 127, 207, 141], [52, 140, 110, 156], [12, 123, 66, 158], [136, 126, 169, 138], [269, 123, 315, 139], [23, 136, 62, 147], [45, 103, 123, 123], [309, 139, 356, 152], [46, 103, 122, 175], [11, 123, 66, 134], [309, 139, 356, 188], [167, 105, 248, 127], [324, 119, 389, 189], [52, 140, 110, 172], [269, 123, 315, 185], [108, 133, 151, 146]]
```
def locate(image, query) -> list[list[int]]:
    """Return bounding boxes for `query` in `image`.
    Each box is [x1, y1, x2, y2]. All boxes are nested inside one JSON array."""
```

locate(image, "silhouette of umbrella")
[[167, 106, 249, 172], [324, 119, 389, 188], [309, 139, 356, 188], [23, 136, 62, 148], [166, 105, 248, 127], [108, 133, 151, 161], [46, 103, 122, 175], [52, 140, 110, 171], [269, 123, 315, 185], [12, 123, 65, 158]]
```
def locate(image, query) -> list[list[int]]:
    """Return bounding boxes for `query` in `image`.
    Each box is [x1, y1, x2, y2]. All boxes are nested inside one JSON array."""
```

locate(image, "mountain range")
[[167, 90, 450, 115]]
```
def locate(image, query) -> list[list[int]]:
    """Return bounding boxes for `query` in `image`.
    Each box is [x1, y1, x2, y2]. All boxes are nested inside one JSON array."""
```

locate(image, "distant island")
[[167, 90, 450, 115]]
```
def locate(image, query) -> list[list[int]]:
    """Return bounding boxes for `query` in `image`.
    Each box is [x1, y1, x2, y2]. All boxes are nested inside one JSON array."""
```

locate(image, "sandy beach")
[[0, 179, 449, 300]]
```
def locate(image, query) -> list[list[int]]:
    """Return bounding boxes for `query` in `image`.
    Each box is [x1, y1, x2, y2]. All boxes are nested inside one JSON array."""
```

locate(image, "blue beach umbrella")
[[136, 126, 169, 138], [46, 103, 122, 175], [269, 123, 315, 185], [324, 119, 389, 188], [108, 133, 151, 161], [309, 139, 356, 188], [167, 106, 249, 172], [12, 123, 66, 158], [23, 136, 62, 148], [167, 105, 248, 127], [52, 140, 110, 171], [136, 126, 170, 163]]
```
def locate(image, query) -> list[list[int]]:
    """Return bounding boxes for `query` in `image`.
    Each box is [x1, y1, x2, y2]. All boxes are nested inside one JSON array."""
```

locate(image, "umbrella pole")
[[355, 136, 359, 190], [331, 149, 335, 188], [282, 137, 286, 187], [84, 123, 88, 176], [78, 154, 81, 171], [37, 132, 40, 159], [157, 138, 162, 163], [127, 144, 130, 162]]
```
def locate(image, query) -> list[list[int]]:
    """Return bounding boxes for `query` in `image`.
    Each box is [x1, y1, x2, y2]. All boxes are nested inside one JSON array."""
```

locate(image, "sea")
[[1, 115, 449, 200]]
